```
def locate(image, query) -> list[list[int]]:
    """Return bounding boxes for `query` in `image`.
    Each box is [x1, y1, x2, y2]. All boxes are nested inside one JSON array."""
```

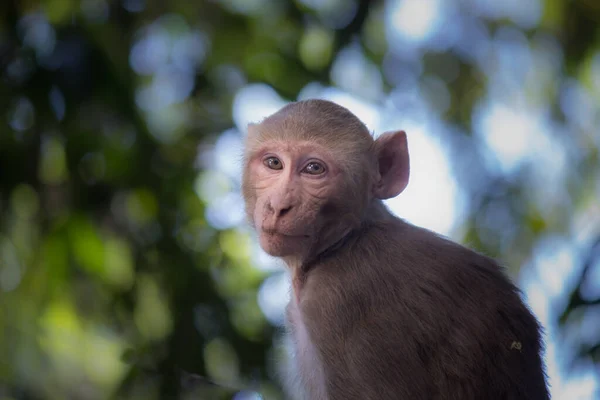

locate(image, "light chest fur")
[[284, 295, 328, 400]]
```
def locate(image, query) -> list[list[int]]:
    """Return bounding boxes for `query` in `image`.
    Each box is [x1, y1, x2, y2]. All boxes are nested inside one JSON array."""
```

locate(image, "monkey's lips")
[[261, 228, 310, 239]]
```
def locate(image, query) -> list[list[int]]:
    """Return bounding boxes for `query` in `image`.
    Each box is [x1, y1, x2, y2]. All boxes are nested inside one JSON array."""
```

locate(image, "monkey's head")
[[242, 99, 409, 263]]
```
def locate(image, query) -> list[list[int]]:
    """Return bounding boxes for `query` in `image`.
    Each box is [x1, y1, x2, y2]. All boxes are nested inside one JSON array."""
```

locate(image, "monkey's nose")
[[278, 206, 292, 218]]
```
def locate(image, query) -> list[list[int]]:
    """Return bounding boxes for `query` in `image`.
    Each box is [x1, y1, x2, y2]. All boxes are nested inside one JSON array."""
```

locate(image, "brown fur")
[[242, 99, 549, 400]]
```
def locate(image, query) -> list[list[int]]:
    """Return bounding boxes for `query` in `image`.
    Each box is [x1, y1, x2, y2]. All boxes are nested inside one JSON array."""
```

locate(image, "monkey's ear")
[[373, 130, 410, 199]]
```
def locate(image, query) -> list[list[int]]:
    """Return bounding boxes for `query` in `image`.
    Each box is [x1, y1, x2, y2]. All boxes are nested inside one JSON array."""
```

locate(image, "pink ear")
[[373, 131, 410, 199]]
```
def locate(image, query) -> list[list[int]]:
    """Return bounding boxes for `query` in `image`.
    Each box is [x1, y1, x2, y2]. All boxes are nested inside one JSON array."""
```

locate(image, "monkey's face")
[[241, 100, 410, 263], [242, 140, 362, 259]]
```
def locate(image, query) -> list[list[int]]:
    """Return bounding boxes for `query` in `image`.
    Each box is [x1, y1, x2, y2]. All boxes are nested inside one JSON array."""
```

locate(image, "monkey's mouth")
[[261, 228, 309, 238]]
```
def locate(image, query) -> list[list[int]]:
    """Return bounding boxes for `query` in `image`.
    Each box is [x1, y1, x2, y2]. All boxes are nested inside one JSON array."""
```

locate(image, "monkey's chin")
[[259, 233, 305, 258]]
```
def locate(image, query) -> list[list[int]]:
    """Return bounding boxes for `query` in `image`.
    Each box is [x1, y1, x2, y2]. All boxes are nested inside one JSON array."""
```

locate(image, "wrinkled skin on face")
[[244, 140, 351, 259], [242, 99, 409, 266]]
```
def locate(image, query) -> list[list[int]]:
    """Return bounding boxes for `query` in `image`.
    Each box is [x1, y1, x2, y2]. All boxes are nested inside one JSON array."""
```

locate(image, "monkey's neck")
[[284, 229, 353, 274], [289, 200, 394, 281], [287, 230, 356, 300], [366, 199, 395, 222]]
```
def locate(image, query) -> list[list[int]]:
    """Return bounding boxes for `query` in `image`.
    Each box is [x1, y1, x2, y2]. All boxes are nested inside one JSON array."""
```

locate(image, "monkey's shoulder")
[[305, 218, 533, 323], [296, 220, 548, 400], [368, 219, 513, 281]]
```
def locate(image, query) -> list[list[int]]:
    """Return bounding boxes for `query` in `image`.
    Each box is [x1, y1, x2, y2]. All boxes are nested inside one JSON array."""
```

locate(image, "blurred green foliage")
[[0, 0, 599, 399]]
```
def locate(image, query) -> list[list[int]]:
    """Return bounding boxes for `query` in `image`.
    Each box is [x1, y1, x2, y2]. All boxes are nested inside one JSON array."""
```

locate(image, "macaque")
[[241, 99, 549, 400]]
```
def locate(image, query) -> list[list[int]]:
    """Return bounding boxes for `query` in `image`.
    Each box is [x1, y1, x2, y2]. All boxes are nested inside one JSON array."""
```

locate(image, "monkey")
[[241, 99, 550, 400]]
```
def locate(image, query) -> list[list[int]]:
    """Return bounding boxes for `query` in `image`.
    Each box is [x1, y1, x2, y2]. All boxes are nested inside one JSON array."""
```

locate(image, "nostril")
[[278, 206, 292, 217]]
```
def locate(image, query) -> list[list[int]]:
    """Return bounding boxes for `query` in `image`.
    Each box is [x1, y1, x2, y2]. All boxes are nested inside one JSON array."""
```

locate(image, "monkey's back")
[[298, 218, 549, 400]]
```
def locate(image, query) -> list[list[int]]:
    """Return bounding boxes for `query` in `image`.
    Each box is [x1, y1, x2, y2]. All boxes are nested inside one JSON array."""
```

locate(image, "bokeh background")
[[1, 0, 599, 399]]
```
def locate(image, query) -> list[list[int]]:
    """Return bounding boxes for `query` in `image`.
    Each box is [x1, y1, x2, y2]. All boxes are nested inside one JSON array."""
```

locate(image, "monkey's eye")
[[302, 162, 325, 175], [263, 157, 283, 170]]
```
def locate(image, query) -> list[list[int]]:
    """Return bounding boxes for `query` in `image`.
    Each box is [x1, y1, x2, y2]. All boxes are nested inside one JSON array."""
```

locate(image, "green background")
[[1, 0, 599, 399]]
